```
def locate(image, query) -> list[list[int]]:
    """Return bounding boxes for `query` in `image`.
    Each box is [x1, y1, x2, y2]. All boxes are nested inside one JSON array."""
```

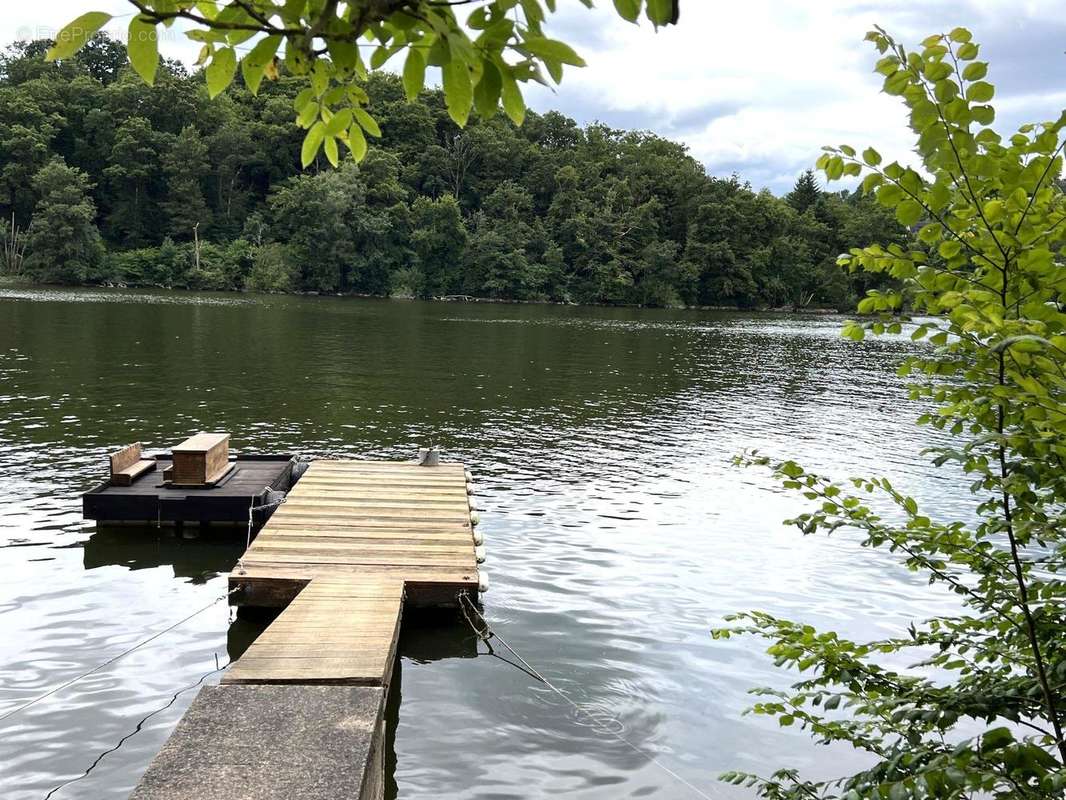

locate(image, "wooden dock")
[[130, 459, 481, 800]]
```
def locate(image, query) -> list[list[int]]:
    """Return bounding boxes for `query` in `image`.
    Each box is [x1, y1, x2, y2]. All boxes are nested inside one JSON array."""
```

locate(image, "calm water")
[[0, 288, 971, 800]]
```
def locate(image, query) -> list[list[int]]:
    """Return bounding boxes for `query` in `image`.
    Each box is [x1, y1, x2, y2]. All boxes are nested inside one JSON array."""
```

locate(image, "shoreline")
[[0, 277, 845, 314]]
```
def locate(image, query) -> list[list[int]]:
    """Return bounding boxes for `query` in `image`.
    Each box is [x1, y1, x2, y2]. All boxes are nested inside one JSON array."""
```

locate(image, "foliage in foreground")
[[716, 27, 1066, 799], [0, 36, 902, 307], [48, 1, 679, 167]]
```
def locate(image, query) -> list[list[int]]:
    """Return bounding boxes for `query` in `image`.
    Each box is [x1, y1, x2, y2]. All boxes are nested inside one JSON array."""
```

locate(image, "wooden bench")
[[170, 432, 231, 487], [109, 443, 156, 486]]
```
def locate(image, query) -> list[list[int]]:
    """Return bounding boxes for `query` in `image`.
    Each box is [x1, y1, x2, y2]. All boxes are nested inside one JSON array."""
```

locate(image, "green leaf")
[[323, 135, 339, 167], [948, 27, 972, 43], [613, 0, 641, 22], [522, 37, 586, 68], [863, 147, 882, 166], [301, 121, 325, 168], [442, 59, 473, 127], [241, 35, 281, 95], [884, 70, 910, 95], [206, 46, 237, 99], [842, 321, 865, 341], [297, 98, 319, 128], [981, 727, 1014, 751], [957, 42, 979, 60], [897, 200, 923, 227], [402, 48, 426, 102], [47, 12, 112, 61], [971, 105, 996, 126], [324, 109, 352, 137], [473, 60, 502, 118], [347, 123, 368, 161], [127, 16, 159, 85], [645, 0, 677, 26], [500, 67, 526, 125], [352, 108, 381, 138], [962, 61, 987, 81], [938, 239, 962, 259], [966, 81, 994, 103], [861, 173, 883, 194]]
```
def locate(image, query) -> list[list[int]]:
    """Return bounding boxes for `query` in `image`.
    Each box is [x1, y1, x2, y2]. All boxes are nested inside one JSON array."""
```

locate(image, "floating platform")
[[82, 454, 296, 526], [129, 459, 481, 800], [232, 459, 479, 608]]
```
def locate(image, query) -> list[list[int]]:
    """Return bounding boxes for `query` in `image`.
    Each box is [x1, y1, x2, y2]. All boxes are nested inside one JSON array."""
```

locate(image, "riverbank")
[[0, 276, 846, 314]]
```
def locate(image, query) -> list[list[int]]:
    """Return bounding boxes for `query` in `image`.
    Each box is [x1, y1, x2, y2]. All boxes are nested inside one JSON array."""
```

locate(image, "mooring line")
[[0, 587, 237, 724], [41, 653, 231, 800], [236, 487, 287, 576], [458, 594, 720, 800]]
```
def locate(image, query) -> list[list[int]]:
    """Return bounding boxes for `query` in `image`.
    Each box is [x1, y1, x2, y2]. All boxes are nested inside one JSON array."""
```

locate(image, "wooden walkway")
[[131, 459, 482, 800], [231, 460, 479, 611], [223, 578, 405, 686]]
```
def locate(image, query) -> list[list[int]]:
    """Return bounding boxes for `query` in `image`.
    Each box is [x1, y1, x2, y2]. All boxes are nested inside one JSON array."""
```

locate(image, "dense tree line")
[[0, 35, 905, 308]]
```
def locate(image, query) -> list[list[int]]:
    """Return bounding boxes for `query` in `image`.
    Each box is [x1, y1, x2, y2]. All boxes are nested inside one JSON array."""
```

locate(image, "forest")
[[0, 35, 905, 308]]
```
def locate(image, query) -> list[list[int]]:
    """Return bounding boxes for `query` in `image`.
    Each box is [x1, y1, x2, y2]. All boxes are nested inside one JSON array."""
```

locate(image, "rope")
[[235, 486, 287, 576], [41, 653, 231, 800], [457, 594, 720, 800], [0, 587, 238, 725]]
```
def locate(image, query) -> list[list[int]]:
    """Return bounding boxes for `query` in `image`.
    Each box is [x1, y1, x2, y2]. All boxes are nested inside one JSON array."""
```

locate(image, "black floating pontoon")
[[82, 454, 298, 527]]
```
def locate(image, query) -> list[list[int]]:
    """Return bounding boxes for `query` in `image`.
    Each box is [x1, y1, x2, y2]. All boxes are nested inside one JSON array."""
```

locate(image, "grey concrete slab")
[[129, 684, 384, 800]]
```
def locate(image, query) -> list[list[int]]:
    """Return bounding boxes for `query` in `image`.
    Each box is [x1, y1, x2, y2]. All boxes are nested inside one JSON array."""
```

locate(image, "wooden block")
[[171, 432, 230, 486], [110, 459, 157, 487], [109, 443, 155, 485]]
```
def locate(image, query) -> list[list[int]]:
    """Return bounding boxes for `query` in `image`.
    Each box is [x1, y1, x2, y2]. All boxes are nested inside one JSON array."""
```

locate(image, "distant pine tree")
[[785, 170, 821, 213]]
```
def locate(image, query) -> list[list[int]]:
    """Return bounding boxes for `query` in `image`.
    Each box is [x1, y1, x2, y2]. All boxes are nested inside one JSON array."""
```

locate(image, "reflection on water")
[[0, 288, 967, 799]]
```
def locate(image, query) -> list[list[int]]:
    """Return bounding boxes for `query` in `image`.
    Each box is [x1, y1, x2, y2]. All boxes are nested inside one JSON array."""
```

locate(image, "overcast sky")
[[6, 1, 1064, 193]]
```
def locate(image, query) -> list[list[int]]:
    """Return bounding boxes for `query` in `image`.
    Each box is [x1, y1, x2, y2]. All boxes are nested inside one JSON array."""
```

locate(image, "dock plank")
[[227, 460, 478, 677], [223, 577, 403, 686]]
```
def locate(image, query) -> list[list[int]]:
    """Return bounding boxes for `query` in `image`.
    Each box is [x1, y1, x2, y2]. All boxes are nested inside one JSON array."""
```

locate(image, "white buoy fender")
[[470, 510, 480, 526], [472, 529, 484, 545], [464, 469, 473, 483], [466, 483, 475, 496], [475, 545, 486, 563], [478, 572, 490, 593]]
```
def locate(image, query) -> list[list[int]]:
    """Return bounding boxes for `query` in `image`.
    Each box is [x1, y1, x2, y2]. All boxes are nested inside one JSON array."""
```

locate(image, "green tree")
[[207, 111, 256, 238], [719, 27, 1066, 799], [76, 32, 128, 84], [411, 194, 467, 299], [102, 115, 161, 246], [0, 87, 61, 225], [245, 242, 294, 293], [162, 125, 210, 239], [24, 157, 103, 282], [465, 179, 540, 298], [786, 169, 822, 214], [265, 165, 358, 293]]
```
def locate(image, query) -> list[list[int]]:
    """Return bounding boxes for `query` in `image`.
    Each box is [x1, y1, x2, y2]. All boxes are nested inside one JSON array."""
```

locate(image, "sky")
[[5, 1, 1064, 194]]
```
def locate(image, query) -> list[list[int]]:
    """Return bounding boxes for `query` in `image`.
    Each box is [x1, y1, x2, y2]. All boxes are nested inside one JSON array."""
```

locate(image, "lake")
[[0, 288, 970, 799]]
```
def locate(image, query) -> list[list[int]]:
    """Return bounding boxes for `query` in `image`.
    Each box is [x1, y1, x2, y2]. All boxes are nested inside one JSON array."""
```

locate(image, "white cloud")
[[5, 0, 1064, 193], [522, 0, 1066, 192]]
